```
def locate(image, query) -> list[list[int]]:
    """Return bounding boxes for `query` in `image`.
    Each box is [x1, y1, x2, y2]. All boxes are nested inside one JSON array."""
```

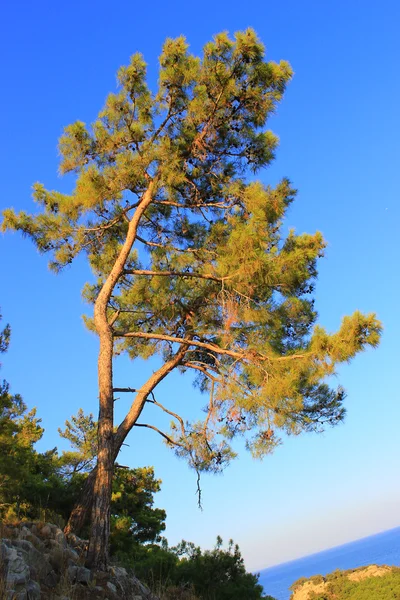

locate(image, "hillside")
[[0, 521, 158, 600], [290, 564, 400, 599]]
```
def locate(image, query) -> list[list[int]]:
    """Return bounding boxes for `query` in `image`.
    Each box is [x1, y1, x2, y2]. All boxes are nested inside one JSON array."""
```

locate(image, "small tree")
[[58, 410, 166, 549], [0, 311, 54, 520], [173, 537, 266, 600], [2, 30, 381, 568]]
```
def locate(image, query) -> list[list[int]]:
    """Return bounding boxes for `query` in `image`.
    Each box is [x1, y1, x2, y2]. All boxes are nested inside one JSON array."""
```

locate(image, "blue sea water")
[[258, 526, 400, 600]]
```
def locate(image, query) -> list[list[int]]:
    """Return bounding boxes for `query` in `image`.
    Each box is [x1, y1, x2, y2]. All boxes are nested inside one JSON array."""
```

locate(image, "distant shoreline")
[[257, 525, 400, 600]]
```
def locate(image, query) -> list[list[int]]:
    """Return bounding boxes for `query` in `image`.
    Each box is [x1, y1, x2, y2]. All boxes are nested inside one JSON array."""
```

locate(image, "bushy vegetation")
[[0, 312, 273, 599], [119, 537, 269, 599], [291, 568, 400, 600]]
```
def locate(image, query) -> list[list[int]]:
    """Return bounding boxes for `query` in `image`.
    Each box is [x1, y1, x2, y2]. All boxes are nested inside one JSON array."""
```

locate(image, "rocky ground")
[[0, 522, 158, 600]]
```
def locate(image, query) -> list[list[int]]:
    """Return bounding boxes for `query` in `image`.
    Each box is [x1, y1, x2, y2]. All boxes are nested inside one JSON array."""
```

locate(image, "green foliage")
[[111, 466, 166, 549], [1, 30, 382, 476], [58, 409, 167, 547], [0, 311, 53, 519], [58, 408, 97, 474], [0, 372, 268, 599], [127, 537, 270, 600], [172, 538, 265, 600], [291, 568, 400, 600]]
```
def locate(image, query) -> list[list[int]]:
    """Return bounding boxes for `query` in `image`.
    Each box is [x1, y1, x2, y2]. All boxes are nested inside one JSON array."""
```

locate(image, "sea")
[[257, 526, 400, 600]]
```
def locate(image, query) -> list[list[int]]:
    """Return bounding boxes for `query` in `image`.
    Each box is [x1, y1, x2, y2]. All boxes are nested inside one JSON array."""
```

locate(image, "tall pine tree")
[[2, 30, 381, 569]]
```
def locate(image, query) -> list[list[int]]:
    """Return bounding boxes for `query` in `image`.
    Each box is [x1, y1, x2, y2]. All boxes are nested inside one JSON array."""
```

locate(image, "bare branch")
[[123, 268, 232, 283], [182, 362, 221, 383], [134, 423, 185, 448], [147, 393, 186, 438], [114, 341, 190, 449], [204, 380, 215, 433], [109, 309, 120, 327], [114, 330, 307, 364], [114, 330, 245, 360]]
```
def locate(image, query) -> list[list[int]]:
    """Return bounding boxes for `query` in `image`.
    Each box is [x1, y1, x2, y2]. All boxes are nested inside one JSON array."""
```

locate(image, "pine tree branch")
[[78, 203, 139, 233], [114, 330, 244, 359], [133, 423, 185, 448], [114, 342, 190, 449], [182, 362, 221, 383], [123, 268, 232, 282], [114, 330, 307, 362], [109, 310, 120, 326], [147, 392, 186, 438], [152, 200, 233, 209], [135, 235, 217, 256]]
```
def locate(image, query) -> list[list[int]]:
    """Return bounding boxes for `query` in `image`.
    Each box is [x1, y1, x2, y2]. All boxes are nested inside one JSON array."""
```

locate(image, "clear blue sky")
[[1, 0, 399, 572]]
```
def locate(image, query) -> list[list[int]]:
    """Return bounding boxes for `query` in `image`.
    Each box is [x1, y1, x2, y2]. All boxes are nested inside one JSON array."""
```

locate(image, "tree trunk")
[[64, 467, 97, 535], [64, 340, 188, 540], [82, 184, 156, 570], [85, 329, 114, 570]]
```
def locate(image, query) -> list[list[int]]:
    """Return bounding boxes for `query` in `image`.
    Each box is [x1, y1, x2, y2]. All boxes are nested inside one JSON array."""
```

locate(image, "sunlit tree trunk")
[[85, 327, 114, 569], [83, 185, 154, 569]]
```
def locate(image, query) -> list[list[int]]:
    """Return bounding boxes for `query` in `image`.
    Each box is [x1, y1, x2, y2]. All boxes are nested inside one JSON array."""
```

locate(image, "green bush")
[[302, 568, 400, 600]]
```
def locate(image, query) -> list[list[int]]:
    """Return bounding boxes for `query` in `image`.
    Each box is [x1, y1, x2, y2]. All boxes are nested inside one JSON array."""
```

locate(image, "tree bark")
[[64, 467, 97, 535], [64, 343, 189, 539], [83, 183, 156, 570], [85, 329, 114, 570]]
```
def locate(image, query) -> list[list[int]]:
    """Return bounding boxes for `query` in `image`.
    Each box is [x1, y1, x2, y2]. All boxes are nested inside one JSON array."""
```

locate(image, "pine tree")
[[1, 30, 381, 569], [58, 410, 166, 553], [58, 408, 98, 475], [0, 311, 46, 518]]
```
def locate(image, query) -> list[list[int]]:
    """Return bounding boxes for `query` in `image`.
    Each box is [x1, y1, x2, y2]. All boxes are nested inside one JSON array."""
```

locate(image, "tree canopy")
[[0, 312, 48, 517], [1, 28, 381, 567]]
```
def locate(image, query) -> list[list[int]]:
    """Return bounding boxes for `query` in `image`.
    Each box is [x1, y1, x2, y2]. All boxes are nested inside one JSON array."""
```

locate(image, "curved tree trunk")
[[64, 467, 97, 536], [64, 342, 189, 540], [83, 184, 156, 570]]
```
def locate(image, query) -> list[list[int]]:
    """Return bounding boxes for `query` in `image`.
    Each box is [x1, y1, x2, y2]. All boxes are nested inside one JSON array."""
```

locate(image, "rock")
[[18, 528, 44, 552], [3, 544, 30, 587], [109, 566, 127, 578], [13, 539, 35, 553], [48, 544, 66, 572], [1, 522, 159, 600], [67, 565, 78, 581], [65, 546, 79, 562], [43, 569, 59, 588], [54, 528, 67, 548], [19, 526, 31, 539], [94, 571, 110, 584], [40, 525, 52, 539], [77, 566, 92, 584], [26, 579, 41, 599], [68, 564, 91, 584], [66, 533, 87, 551], [13, 539, 53, 582]]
